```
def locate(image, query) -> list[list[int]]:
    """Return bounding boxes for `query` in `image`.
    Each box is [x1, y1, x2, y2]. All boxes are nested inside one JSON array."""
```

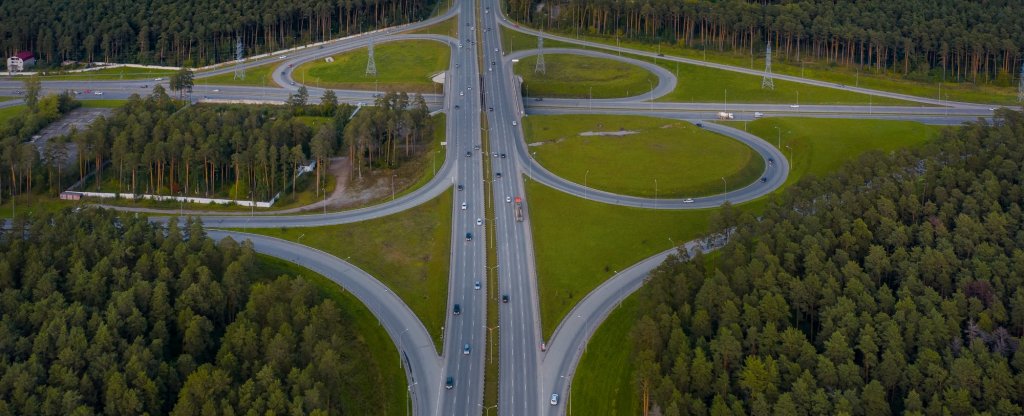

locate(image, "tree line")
[[0, 209, 387, 414], [342, 91, 434, 179], [64, 87, 358, 201], [630, 111, 1024, 415], [511, 0, 1024, 83], [0, 0, 439, 67]]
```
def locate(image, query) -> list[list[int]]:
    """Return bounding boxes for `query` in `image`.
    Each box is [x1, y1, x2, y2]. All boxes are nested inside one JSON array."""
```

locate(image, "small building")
[[7, 51, 35, 72]]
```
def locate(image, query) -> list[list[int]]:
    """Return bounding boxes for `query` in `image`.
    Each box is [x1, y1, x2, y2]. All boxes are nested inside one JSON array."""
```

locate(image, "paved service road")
[[205, 230, 442, 416]]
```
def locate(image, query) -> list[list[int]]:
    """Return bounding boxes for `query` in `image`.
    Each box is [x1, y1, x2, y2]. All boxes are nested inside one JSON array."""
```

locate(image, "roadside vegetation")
[[294, 40, 449, 94], [524, 114, 763, 198], [196, 62, 279, 88], [514, 54, 654, 99], [231, 188, 454, 352], [571, 293, 641, 416], [406, 15, 458, 37], [35, 66, 175, 81]]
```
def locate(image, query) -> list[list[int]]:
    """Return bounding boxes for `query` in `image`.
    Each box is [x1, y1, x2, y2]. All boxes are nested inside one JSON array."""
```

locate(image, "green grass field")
[[731, 118, 942, 189], [294, 40, 449, 94], [571, 292, 640, 416], [524, 114, 763, 198], [406, 15, 458, 37], [0, 105, 24, 124], [651, 57, 912, 105], [35, 67, 176, 81], [230, 188, 453, 352], [0, 97, 13, 102], [254, 255, 406, 415], [515, 54, 654, 99], [527, 178, 713, 340], [539, 29, 1018, 105], [197, 61, 280, 87], [500, 26, 574, 53]]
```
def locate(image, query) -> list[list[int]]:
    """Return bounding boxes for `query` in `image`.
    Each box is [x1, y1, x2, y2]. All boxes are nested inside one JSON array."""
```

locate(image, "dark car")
[[768, 157, 775, 164], [501, 294, 509, 303], [696, 122, 703, 128], [489, 107, 493, 112], [453, 304, 461, 315], [495, 172, 502, 178], [466, 151, 472, 157], [455, 105, 460, 109], [760, 177, 768, 183], [457, 184, 464, 191], [534, 97, 543, 101], [500, 153, 506, 158], [466, 232, 473, 241], [446, 376, 454, 389]]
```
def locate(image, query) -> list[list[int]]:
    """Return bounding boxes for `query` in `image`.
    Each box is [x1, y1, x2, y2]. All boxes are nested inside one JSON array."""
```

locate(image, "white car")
[[550, 394, 559, 405], [461, 202, 467, 210], [460, 91, 464, 96], [494, 48, 498, 52], [212, 89, 220, 92], [474, 281, 481, 290], [789, 104, 800, 108], [682, 198, 694, 203], [512, 121, 517, 126], [93, 91, 103, 95], [505, 196, 511, 203], [463, 344, 471, 355], [154, 77, 164, 81], [476, 218, 483, 226]]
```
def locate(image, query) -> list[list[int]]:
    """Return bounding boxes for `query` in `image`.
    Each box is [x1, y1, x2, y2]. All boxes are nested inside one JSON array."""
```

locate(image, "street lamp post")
[[721, 177, 727, 202], [391, 174, 397, 200], [584, 170, 590, 200], [654, 179, 658, 205], [323, 188, 327, 215], [648, 79, 654, 112], [588, 86, 592, 110], [774, 126, 781, 148], [785, 145, 793, 169]]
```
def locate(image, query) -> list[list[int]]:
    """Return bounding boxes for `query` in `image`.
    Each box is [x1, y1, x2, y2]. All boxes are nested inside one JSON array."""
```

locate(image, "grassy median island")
[[294, 40, 449, 94], [514, 54, 655, 99], [197, 61, 280, 87], [231, 188, 453, 352], [254, 255, 405, 415], [405, 15, 458, 37], [524, 114, 763, 198], [526, 179, 713, 340]]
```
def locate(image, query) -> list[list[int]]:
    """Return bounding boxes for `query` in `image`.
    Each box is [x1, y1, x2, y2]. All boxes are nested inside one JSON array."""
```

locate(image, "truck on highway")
[[514, 197, 523, 222], [717, 112, 734, 120]]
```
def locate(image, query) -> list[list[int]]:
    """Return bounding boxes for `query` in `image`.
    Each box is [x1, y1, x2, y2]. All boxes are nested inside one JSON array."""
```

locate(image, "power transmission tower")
[[1018, 61, 1024, 103], [761, 43, 775, 90], [365, 37, 377, 77], [233, 37, 245, 80], [535, 34, 546, 75]]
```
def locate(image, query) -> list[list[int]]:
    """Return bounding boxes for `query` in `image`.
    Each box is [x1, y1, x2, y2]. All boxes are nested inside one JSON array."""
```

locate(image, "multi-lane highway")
[[3, 0, 1007, 414]]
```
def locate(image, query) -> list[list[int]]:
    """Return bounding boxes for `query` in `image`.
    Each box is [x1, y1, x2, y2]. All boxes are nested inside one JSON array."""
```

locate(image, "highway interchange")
[[0, 0, 1002, 414]]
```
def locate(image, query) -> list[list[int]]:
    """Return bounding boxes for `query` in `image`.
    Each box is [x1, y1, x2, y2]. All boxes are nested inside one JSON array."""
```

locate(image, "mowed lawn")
[[197, 61, 280, 87], [527, 179, 713, 340], [37, 66, 175, 81], [655, 57, 914, 105], [524, 114, 763, 198], [571, 293, 641, 416], [0, 105, 24, 124], [515, 54, 655, 99], [231, 189, 453, 352], [294, 40, 449, 94], [735, 118, 943, 188]]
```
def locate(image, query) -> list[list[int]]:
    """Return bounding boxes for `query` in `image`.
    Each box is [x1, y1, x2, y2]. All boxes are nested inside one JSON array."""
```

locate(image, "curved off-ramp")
[[504, 47, 677, 102]]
